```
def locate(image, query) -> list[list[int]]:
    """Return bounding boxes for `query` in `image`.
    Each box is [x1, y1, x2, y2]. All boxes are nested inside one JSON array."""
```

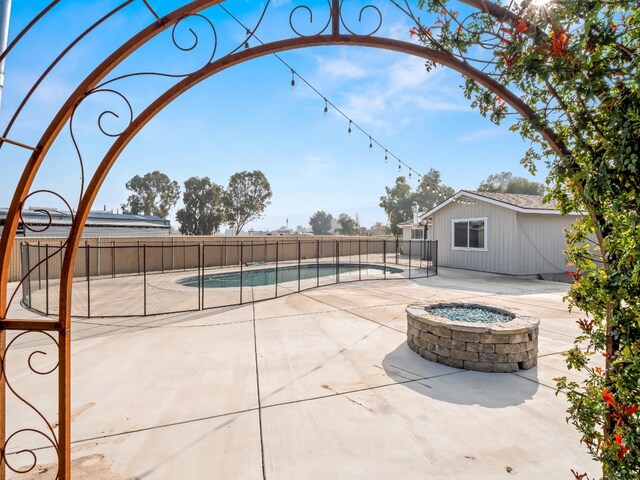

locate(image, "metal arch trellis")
[[0, 0, 570, 478]]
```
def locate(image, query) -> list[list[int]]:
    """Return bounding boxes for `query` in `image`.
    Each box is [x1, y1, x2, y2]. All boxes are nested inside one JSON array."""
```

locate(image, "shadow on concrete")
[[382, 341, 540, 408]]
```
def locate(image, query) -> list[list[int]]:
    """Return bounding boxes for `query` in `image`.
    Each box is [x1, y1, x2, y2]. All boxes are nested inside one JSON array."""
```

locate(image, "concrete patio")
[[6, 268, 597, 479]]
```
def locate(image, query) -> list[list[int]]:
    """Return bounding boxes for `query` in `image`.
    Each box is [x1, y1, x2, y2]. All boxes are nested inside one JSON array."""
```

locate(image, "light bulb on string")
[[384, 150, 388, 163], [290, 69, 296, 89], [369, 137, 373, 150], [398, 161, 401, 171], [347, 120, 352, 136], [408, 169, 412, 179], [323, 99, 328, 117]]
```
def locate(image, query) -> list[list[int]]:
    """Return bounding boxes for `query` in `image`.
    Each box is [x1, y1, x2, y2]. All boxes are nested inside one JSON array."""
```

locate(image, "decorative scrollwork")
[[1, 331, 60, 477], [339, 1, 383, 36], [90, 89, 135, 139], [18, 190, 74, 235], [289, 1, 332, 37], [171, 13, 218, 60], [3, 191, 74, 317], [97, 13, 218, 89]]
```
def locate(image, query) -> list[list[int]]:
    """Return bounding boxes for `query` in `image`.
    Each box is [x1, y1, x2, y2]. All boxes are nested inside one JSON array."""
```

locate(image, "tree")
[[121, 170, 180, 218], [414, 168, 455, 211], [379, 176, 414, 237], [413, 1, 639, 476], [380, 171, 453, 236], [336, 213, 360, 236], [478, 171, 544, 195], [175, 176, 224, 236], [223, 170, 272, 235], [309, 210, 333, 235], [370, 222, 389, 235]]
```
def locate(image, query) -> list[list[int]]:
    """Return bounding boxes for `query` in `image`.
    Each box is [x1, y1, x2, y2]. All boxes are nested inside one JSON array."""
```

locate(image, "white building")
[[400, 191, 581, 276]]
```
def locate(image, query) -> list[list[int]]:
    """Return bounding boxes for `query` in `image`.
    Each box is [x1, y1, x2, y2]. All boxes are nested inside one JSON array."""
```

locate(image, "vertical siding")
[[431, 202, 518, 274], [516, 213, 578, 274]]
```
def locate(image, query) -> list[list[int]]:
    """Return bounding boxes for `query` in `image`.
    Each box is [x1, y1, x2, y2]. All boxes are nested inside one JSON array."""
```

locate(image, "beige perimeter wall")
[[8, 235, 393, 282]]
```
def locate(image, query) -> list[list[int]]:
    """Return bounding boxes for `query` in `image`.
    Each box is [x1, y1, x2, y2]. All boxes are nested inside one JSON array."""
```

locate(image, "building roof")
[[397, 214, 428, 227], [399, 190, 580, 227], [0, 207, 170, 228], [466, 191, 558, 210]]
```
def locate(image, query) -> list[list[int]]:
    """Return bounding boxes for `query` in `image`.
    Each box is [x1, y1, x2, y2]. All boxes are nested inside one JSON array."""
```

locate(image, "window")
[[410, 228, 424, 240], [452, 218, 487, 250]]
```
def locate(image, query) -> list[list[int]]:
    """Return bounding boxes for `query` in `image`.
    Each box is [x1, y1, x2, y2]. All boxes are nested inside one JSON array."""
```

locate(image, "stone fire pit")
[[406, 303, 539, 372]]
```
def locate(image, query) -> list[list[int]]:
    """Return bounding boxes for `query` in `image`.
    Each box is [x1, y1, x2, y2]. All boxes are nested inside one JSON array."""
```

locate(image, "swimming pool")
[[178, 263, 403, 288]]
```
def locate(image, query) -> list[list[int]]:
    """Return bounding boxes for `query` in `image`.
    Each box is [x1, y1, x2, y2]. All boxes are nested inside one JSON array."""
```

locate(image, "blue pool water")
[[178, 263, 403, 288]]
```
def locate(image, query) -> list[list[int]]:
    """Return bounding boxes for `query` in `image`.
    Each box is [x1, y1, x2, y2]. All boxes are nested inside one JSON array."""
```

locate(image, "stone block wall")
[[406, 303, 539, 373]]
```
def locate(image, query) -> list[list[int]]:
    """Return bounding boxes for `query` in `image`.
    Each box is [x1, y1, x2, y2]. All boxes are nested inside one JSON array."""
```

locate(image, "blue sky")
[[1, 0, 545, 231]]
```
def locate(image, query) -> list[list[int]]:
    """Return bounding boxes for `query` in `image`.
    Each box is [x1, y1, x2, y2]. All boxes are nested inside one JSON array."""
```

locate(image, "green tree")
[[414, 168, 455, 210], [369, 221, 389, 235], [223, 170, 272, 235], [175, 176, 224, 236], [379, 176, 414, 237], [309, 210, 333, 235], [121, 170, 180, 218], [478, 171, 544, 195], [414, 1, 639, 476], [380, 171, 453, 236], [336, 213, 360, 236]]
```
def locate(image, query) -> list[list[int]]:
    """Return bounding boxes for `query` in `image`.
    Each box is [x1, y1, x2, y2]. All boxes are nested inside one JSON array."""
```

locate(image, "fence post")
[[37, 240, 41, 289], [358, 239, 361, 281], [240, 242, 244, 304], [275, 241, 279, 297], [335, 240, 340, 283], [172, 237, 175, 271], [435, 241, 438, 275], [137, 241, 141, 275], [111, 241, 115, 278], [395, 237, 399, 264], [86, 244, 91, 318], [199, 244, 203, 310], [383, 240, 387, 279], [408, 239, 412, 279], [297, 240, 301, 293], [45, 244, 50, 315], [143, 245, 147, 316], [316, 239, 320, 287], [26, 245, 31, 306]]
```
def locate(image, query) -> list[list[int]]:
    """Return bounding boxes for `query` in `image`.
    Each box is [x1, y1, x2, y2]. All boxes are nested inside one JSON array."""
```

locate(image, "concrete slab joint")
[[406, 302, 539, 373]]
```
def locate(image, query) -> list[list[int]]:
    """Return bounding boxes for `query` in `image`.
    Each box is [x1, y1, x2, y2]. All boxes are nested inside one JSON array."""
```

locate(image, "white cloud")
[[315, 54, 471, 130], [315, 57, 369, 80], [459, 128, 505, 142]]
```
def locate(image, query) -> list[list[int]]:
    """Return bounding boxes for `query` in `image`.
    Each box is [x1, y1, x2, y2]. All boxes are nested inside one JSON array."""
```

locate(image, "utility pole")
[[0, 0, 12, 112]]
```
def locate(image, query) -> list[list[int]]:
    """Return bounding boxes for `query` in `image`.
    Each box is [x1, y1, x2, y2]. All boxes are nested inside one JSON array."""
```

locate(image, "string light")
[[219, 4, 428, 182], [244, 28, 250, 49]]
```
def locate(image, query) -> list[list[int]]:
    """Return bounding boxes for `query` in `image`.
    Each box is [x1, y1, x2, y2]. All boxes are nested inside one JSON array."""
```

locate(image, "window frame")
[[410, 228, 424, 240], [451, 217, 488, 251]]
